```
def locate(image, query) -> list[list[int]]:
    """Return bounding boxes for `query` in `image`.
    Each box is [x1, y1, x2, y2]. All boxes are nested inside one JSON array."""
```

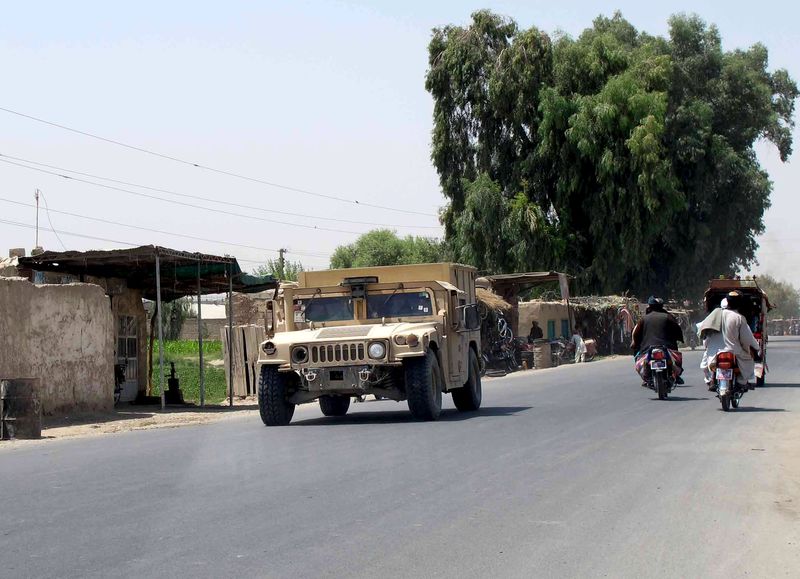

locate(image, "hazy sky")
[[0, 1, 796, 286]]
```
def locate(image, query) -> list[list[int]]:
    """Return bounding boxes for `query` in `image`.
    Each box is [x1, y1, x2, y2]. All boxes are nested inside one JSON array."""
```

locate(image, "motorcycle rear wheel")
[[654, 374, 667, 400], [720, 394, 731, 412]]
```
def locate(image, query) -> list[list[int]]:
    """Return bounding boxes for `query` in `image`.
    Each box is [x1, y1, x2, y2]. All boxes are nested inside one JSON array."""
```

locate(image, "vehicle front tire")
[[319, 395, 351, 416], [452, 349, 482, 412], [258, 365, 296, 426], [404, 350, 443, 421]]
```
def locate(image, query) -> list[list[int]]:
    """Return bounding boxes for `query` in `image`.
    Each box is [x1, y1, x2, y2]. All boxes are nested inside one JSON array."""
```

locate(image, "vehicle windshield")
[[295, 295, 354, 322], [367, 290, 433, 319]]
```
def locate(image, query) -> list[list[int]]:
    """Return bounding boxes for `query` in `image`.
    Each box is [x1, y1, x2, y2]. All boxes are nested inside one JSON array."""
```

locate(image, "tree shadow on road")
[[292, 406, 533, 426], [724, 406, 787, 413], [761, 383, 799, 389]]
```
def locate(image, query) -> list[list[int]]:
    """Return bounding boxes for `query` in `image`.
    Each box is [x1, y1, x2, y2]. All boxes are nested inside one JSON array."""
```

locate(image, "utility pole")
[[34, 189, 40, 247], [278, 248, 287, 280]]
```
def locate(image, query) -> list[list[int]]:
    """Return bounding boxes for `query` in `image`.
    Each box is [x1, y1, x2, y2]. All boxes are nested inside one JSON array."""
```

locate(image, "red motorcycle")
[[710, 351, 744, 411]]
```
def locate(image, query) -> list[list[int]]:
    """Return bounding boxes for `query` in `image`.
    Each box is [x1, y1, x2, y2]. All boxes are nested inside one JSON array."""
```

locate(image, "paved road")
[[2, 339, 799, 578]]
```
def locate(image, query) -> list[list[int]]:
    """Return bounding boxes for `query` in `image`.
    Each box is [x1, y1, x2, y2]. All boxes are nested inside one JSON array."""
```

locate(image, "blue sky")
[[0, 1, 797, 285]]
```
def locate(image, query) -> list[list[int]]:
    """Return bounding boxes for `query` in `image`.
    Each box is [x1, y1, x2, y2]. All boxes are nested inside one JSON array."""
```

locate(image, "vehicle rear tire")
[[452, 349, 482, 412], [720, 394, 731, 412], [655, 373, 667, 400], [404, 350, 443, 421], [258, 365, 296, 426], [319, 395, 350, 416]]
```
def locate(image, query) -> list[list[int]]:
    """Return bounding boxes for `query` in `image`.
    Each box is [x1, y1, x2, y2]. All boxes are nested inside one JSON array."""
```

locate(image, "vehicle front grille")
[[310, 342, 366, 365]]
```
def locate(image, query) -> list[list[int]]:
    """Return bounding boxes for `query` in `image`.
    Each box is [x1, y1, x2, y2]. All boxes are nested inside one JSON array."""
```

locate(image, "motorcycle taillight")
[[652, 350, 666, 360], [717, 352, 735, 369], [753, 332, 762, 340]]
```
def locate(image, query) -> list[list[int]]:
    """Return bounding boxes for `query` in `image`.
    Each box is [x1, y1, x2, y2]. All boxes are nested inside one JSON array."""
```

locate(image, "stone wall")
[[0, 277, 114, 414], [229, 291, 273, 327], [179, 318, 227, 341]]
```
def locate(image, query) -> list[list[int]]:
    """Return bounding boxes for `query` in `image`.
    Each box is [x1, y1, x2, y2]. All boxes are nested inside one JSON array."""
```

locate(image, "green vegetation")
[[254, 258, 304, 281], [756, 275, 800, 320], [425, 11, 798, 297], [150, 340, 228, 404], [330, 229, 446, 269]]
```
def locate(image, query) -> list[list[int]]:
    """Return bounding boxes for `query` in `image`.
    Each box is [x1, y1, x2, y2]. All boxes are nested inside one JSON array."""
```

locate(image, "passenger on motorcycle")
[[698, 292, 761, 391], [631, 297, 685, 385]]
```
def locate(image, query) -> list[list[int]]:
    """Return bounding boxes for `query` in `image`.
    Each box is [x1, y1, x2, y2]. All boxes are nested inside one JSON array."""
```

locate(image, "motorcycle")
[[640, 346, 676, 400], [710, 351, 746, 411]]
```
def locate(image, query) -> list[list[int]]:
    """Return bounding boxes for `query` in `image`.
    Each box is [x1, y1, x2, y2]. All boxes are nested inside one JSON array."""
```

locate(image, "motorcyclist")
[[631, 296, 685, 385], [698, 291, 761, 391]]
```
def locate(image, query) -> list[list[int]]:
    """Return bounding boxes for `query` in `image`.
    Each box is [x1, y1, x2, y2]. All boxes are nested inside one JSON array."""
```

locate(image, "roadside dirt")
[[0, 397, 261, 447]]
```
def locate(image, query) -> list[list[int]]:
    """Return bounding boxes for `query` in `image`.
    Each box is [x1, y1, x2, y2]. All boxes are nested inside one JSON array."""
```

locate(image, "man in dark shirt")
[[528, 320, 544, 343], [631, 296, 685, 384]]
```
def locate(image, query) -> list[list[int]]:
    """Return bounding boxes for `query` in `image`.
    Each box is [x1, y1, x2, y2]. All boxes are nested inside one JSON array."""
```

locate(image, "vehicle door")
[[444, 290, 469, 387]]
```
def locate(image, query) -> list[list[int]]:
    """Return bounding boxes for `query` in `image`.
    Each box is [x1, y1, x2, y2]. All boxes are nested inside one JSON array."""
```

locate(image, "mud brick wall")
[[0, 277, 114, 414]]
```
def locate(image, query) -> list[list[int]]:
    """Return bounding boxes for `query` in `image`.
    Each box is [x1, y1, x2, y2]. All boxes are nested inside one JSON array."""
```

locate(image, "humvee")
[[257, 263, 482, 425]]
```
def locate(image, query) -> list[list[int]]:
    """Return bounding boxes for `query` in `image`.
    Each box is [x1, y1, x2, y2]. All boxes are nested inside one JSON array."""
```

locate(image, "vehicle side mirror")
[[265, 300, 277, 336], [462, 303, 481, 331]]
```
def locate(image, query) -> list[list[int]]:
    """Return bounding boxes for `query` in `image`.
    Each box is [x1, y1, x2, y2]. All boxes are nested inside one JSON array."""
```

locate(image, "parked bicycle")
[[481, 313, 520, 376]]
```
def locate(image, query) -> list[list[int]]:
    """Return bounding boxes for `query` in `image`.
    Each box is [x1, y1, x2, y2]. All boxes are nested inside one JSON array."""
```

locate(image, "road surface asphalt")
[[1, 338, 798, 578]]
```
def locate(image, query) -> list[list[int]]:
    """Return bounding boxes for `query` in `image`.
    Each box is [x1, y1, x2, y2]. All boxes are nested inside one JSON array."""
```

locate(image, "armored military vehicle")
[[257, 263, 482, 425]]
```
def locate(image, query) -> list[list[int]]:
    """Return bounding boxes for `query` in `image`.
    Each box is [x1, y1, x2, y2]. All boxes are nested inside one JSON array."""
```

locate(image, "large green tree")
[[330, 229, 446, 269], [426, 11, 797, 297]]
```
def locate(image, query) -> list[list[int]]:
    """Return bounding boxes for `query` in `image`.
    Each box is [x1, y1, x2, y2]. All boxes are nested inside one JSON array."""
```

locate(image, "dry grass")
[[477, 287, 512, 311]]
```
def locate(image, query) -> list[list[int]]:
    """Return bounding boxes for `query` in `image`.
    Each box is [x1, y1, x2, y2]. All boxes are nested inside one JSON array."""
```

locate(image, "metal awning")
[[19, 245, 277, 301], [20, 245, 277, 410], [480, 271, 573, 336]]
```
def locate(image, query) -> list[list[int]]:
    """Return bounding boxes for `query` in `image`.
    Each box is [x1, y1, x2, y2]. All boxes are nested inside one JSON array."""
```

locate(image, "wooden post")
[[197, 260, 205, 407], [228, 262, 234, 407], [156, 253, 165, 410]]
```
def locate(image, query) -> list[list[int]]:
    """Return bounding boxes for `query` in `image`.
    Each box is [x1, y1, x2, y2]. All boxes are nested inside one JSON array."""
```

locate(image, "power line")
[[0, 157, 364, 235], [37, 190, 66, 250], [0, 153, 442, 230], [0, 217, 332, 263], [0, 105, 439, 217], [2, 217, 139, 247], [0, 197, 332, 260]]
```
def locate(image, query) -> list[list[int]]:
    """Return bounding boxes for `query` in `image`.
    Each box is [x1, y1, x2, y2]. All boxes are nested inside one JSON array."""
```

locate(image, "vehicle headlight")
[[262, 341, 277, 355], [291, 346, 309, 364], [368, 341, 386, 359]]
